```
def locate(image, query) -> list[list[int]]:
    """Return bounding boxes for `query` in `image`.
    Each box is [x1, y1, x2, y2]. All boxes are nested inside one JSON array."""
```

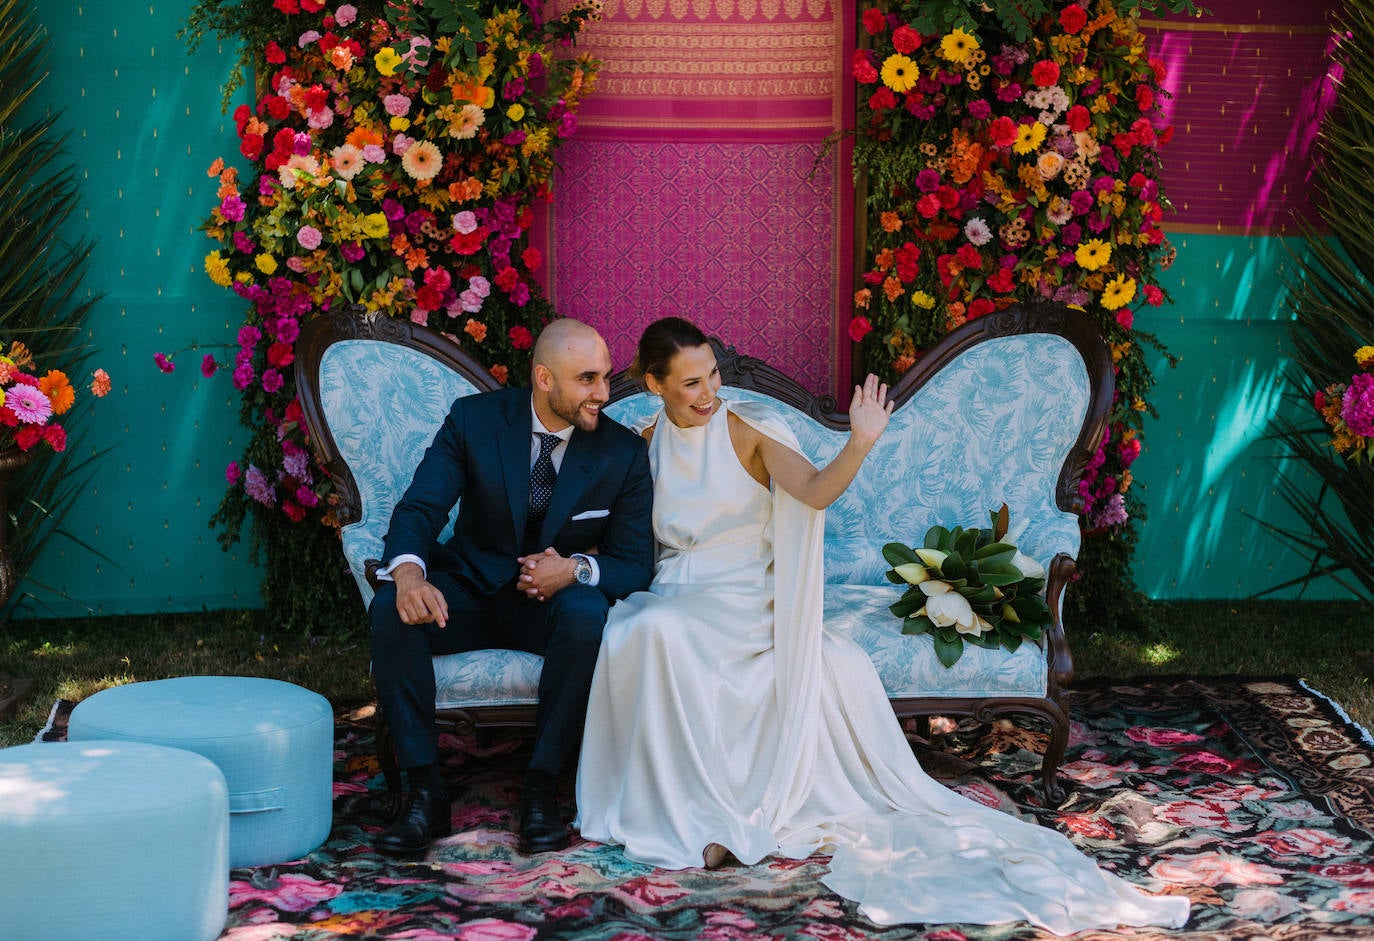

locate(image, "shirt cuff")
[[376, 554, 426, 581], [571, 553, 600, 586]]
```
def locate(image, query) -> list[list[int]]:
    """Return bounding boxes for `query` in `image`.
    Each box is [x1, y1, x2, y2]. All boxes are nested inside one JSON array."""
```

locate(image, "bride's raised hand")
[[849, 373, 894, 448]]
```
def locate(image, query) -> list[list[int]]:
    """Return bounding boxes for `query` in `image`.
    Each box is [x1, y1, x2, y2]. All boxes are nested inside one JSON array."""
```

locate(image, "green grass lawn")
[[2, 599, 1371, 747]]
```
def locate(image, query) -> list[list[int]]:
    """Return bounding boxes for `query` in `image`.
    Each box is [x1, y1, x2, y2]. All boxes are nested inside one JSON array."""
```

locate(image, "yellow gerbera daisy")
[[1100, 275, 1137, 311], [1075, 239, 1111, 271], [1012, 122, 1047, 155], [880, 54, 919, 94], [939, 28, 979, 65]]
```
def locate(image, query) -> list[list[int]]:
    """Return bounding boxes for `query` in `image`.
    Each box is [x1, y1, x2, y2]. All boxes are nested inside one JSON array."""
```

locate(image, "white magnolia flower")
[[893, 562, 929, 585], [918, 584, 980, 635], [914, 548, 948, 570], [1011, 550, 1045, 580]]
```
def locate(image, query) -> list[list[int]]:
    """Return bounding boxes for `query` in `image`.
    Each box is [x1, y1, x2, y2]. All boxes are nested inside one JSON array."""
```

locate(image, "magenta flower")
[[201, 354, 218, 378], [225, 460, 241, 485], [5, 383, 52, 424], [153, 352, 175, 373], [1342, 373, 1374, 437]]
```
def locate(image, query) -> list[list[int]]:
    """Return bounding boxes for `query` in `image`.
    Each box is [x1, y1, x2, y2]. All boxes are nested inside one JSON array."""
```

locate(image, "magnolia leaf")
[[942, 554, 968, 580], [901, 614, 934, 636], [882, 542, 922, 566], [968, 629, 1000, 649], [1020, 624, 1043, 640], [890, 591, 925, 619], [953, 527, 978, 558], [979, 564, 1024, 586], [963, 584, 999, 603], [924, 525, 950, 551], [992, 503, 1010, 541], [1003, 633, 1024, 652], [974, 542, 1016, 563], [932, 629, 964, 668]]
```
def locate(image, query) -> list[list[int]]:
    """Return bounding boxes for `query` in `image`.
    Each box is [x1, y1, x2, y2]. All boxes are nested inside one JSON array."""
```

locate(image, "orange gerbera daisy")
[[39, 370, 75, 415]]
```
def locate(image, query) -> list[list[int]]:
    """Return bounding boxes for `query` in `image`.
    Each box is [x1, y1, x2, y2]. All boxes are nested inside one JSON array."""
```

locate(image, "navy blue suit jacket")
[[381, 386, 654, 600]]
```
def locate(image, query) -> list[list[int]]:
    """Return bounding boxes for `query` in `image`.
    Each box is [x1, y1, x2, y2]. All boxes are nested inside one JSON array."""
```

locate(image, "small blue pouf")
[[0, 740, 229, 941], [69, 676, 334, 868]]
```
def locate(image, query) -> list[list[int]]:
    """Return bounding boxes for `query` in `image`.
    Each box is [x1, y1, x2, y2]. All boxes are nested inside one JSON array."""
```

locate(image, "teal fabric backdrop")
[[14, 1, 261, 617], [9, 2, 1348, 616], [1134, 233, 1346, 600]]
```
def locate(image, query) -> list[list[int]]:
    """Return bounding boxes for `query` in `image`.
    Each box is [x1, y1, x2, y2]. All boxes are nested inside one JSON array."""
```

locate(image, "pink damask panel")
[[549, 0, 851, 394]]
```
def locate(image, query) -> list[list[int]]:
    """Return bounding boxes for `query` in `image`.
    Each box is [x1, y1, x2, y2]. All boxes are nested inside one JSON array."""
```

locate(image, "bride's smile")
[[645, 342, 722, 428]]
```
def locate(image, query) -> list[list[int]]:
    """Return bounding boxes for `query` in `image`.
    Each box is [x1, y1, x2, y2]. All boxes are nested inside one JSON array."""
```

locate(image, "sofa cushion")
[[429, 584, 1046, 710]]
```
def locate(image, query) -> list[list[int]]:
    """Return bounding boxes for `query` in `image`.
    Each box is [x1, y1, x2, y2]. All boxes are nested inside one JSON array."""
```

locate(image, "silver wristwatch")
[[573, 556, 593, 585]]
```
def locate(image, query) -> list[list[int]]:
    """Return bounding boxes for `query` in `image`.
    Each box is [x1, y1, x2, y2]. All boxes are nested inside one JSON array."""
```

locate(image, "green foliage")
[[883, 506, 1051, 667], [903, 0, 1206, 43], [0, 0, 106, 608], [1265, 0, 1374, 601]]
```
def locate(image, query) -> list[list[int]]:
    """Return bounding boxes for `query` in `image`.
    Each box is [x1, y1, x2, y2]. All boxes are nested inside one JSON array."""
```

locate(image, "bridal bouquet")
[[884, 505, 1051, 667]]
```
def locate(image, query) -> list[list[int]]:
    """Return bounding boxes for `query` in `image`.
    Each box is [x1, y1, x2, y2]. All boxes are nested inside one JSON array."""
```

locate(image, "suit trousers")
[[369, 569, 610, 777]]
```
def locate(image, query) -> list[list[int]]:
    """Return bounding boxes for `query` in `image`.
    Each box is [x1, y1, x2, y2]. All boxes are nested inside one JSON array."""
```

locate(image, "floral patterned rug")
[[127, 676, 1374, 939]]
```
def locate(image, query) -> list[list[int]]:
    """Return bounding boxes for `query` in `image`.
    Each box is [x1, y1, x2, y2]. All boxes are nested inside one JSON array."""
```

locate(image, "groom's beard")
[[548, 388, 602, 432]]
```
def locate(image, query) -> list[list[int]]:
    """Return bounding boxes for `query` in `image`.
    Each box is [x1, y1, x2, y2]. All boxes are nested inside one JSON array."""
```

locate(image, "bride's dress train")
[[576, 401, 1188, 934]]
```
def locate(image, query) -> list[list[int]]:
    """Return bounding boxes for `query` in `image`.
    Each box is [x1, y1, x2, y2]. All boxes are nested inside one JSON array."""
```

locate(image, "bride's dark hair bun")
[[630, 317, 709, 383]]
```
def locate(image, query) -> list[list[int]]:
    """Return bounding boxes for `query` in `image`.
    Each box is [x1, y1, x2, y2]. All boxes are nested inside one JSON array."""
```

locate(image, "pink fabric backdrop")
[[1144, 0, 1336, 233], [549, 0, 851, 394]]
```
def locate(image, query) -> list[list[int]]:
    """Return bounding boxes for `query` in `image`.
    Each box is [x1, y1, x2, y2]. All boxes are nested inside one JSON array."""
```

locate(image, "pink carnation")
[[297, 225, 323, 250]]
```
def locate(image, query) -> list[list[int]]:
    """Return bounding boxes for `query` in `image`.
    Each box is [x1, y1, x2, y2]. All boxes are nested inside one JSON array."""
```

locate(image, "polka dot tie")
[[529, 432, 559, 520]]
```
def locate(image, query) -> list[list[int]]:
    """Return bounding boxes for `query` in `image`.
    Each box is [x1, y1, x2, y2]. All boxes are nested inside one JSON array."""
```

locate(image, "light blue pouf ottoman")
[[0, 740, 228, 941], [69, 676, 334, 868]]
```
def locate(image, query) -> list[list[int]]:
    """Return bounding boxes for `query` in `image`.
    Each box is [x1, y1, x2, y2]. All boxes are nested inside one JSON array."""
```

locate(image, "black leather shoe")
[[517, 780, 569, 853], [374, 786, 452, 856]]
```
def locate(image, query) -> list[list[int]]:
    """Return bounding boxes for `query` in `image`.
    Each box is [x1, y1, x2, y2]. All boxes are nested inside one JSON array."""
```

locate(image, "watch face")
[[575, 559, 592, 583]]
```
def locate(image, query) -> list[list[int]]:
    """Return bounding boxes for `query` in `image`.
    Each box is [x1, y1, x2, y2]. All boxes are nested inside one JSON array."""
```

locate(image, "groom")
[[369, 318, 655, 855]]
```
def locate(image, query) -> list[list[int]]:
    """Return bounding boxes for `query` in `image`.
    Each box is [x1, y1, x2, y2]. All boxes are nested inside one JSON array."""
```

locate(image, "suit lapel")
[[498, 390, 533, 540], [538, 427, 596, 547]]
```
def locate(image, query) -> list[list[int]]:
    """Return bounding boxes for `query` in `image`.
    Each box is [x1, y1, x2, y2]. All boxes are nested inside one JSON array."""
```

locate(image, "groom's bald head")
[[530, 319, 613, 433]]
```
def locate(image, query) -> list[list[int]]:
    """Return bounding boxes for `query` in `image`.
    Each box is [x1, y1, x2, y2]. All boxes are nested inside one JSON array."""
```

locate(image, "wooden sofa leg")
[[1041, 716, 1070, 807]]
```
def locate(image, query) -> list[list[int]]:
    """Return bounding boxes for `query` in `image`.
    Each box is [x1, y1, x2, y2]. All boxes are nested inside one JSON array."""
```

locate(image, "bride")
[[574, 317, 1189, 934]]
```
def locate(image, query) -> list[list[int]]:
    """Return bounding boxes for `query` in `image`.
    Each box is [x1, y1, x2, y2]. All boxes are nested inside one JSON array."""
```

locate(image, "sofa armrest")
[[1044, 552, 1076, 696]]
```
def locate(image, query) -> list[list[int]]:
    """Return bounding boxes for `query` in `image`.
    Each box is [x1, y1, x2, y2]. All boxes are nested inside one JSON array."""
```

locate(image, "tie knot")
[[535, 432, 560, 458]]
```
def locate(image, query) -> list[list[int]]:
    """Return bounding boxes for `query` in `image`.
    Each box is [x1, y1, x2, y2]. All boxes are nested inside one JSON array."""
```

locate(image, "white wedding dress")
[[575, 401, 1189, 935]]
